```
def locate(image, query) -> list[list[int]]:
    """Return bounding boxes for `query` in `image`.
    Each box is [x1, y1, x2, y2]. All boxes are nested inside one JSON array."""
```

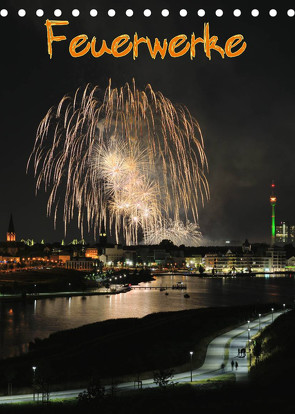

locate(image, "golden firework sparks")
[[28, 79, 209, 245]]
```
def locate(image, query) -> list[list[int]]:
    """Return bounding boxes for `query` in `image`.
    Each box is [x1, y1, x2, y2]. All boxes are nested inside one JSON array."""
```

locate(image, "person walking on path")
[[231, 360, 234, 370], [238, 348, 241, 357], [235, 361, 238, 370]]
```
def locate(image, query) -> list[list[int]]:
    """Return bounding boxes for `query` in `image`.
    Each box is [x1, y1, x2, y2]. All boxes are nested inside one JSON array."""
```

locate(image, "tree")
[[159, 239, 175, 249], [78, 380, 105, 404], [153, 369, 175, 388], [253, 340, 262, 363]]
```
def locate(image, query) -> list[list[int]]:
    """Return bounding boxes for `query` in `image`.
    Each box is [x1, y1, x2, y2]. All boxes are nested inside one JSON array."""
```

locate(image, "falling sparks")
[[143, 220, 202, 247], [28, 80, 209, 245]]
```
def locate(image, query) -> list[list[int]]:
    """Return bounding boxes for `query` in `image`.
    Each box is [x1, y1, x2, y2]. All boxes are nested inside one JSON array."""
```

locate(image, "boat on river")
[[172, 282, 187, 290]]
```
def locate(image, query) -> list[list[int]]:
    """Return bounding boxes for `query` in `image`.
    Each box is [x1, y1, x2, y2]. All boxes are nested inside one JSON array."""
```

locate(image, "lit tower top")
[[270, 181, 277, 245], [7, 213, 16, 242]]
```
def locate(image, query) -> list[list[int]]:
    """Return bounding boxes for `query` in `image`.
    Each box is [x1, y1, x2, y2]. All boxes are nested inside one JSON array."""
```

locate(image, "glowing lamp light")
[[270, 197, 276, 203]]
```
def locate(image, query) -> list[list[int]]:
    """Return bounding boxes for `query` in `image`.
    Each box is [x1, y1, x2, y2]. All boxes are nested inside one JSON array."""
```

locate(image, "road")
[[0, 309, 285, 404]]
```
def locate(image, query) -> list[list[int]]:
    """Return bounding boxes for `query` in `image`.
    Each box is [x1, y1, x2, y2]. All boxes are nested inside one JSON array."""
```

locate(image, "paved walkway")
[[0, 310, 285, 404]]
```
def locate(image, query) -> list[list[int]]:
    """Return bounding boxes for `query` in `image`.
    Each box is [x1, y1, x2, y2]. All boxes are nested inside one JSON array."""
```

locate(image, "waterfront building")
[[204, 247, 285, 274], [123, 248, 136, 266], [265, 247, 286, 272], [0, 256, 20, 263], [85, 247, 99, 259], [65, 258, 98, 271], [0, 256, 21, 271], [286, 256, 295, 271], [185, 255, 202, 269], [153, 249, 171, 266], [50, 253, 71, 264], [99, 244, 124, 266]]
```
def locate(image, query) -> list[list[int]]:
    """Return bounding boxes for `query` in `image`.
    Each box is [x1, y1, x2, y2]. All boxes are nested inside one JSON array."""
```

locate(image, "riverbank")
[[152, 270, 295, 278], [0, 286, 131, 301], [0, 303, 288, 396], [0, 268, 87, 294], [0, 267, 154, 299]]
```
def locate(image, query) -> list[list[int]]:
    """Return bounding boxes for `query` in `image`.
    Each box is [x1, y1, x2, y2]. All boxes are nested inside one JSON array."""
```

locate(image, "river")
[[0, 274, 294, 359]]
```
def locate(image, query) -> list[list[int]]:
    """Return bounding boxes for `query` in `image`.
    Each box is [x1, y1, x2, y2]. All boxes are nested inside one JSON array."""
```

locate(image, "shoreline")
[[0, 286, 131, 301], [0, 303, 288, 396], [152, 271, 295, 277]]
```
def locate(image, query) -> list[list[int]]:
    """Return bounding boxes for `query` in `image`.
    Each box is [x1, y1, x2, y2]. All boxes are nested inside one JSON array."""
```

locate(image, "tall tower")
[[7, 214, 16, 242], [99, 219, 107, 245], [270, 181, 277, 245]]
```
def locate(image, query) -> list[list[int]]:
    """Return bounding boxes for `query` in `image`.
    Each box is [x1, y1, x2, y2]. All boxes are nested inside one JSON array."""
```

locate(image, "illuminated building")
[[270, 181, 277, 246], [265, 247, 286, 272], [85, 247, 99, 259], [275, 222, 295, 244], [275, 221, 288, 243], [204, 247, 286, 274], [50, 254, 71, 263], [99, 244, 124, 266], [66, 258, 98, 271], [185, 256, 202, 269], [6, 214, 16, 242], [286, 256, 295, 270]]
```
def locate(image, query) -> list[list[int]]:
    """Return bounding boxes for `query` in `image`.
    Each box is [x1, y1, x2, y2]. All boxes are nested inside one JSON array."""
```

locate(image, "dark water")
[[0, 275, 294, 359]]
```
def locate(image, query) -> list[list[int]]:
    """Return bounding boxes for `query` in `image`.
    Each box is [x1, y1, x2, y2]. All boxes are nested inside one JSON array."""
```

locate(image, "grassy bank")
[[0, 381, 294, 414], [0, 268, 87, 294], [0, 303, 282, 394], [250, 308, 295, 386]]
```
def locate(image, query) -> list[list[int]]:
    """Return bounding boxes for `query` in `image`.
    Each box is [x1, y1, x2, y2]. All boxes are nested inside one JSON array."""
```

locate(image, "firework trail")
[[143, 220, 202, 247], [28, 79, 209, 245]]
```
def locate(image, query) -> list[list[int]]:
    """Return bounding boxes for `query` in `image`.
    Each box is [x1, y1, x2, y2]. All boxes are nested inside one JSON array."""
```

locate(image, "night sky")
[[0, 0, 294, 244]]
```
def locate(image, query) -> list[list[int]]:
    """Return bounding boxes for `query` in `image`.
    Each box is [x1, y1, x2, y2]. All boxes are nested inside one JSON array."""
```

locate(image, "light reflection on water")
[[0, 275, 294, 359]]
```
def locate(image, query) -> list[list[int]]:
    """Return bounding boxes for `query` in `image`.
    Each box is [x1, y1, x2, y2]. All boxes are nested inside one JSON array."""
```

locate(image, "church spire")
[[7, 214, 16, 242]]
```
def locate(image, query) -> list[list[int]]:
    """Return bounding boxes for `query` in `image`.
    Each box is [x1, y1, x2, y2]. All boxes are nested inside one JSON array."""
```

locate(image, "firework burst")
[[143, 220, 202, 247], [28, 79, 209, 245]]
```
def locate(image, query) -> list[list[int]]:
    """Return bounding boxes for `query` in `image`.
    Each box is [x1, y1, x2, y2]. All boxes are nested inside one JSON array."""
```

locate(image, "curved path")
[[0, 310, 285, 404]]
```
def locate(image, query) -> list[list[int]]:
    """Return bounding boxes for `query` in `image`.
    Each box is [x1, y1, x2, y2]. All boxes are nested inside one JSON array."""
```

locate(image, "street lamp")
[[283, 303, 286, 313], [32, 366, 37, 401], [271, 308, 274, 322], [190, 351, 194, 382], [247, 320, 250, 330], [248, 328, 250, 340], [258, 314, 261, 331]]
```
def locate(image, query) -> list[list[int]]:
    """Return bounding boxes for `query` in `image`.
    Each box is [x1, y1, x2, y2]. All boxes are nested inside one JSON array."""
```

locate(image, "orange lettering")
[[168, 35, 190, 58], [225, 35, 247, 58], [111, 35, 133, 57], [45, 19, 69, 59], [69, 35, 90, 58], [190, 33, 204, 59], [204, 23, 225, 60], [91, 38, 112, 57], [146, 37, 168, 59], [133, 33, 147, 59]]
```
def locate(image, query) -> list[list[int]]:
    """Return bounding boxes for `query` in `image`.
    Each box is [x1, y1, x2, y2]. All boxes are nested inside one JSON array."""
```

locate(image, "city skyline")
[[1, 180, 292, 246], [1, 2, 295, 244]]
